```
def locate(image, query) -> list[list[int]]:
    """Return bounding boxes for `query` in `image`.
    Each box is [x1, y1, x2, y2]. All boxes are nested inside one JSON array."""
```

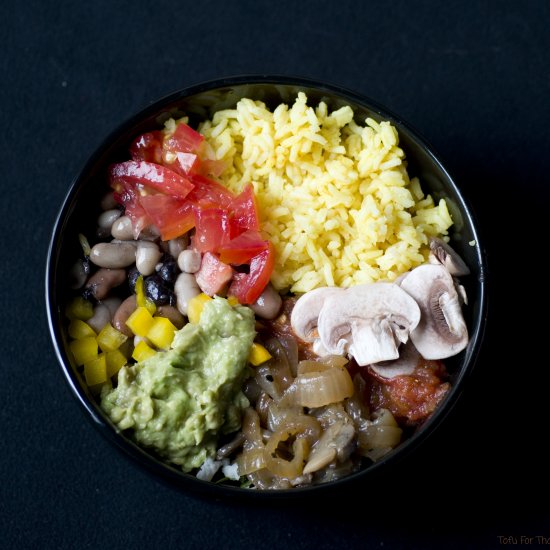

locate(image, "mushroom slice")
[[369, 340, 420, 379], [428, 237, 470, 277], [291, 287, 345, 342], [318, 283, 421, 366], [400, 264, 468, 359]]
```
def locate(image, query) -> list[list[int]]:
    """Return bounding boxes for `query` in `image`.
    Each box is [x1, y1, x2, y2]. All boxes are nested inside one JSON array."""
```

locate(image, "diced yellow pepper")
[[126, 306, 155, 337], [135, 275, 156, 315], [69, 336, 98, 366], [97, 323, 128, 352], [147, 316, 177, 350], [65, 297, 94, 320], [68, 319, 96, 339], [106, 349, 127, 378], [227, 295, 240, 307], [187, 293, 212, 324], [132, 340, 156, 362], [84, 354, 107, 386], [248, 343, 272, 366]]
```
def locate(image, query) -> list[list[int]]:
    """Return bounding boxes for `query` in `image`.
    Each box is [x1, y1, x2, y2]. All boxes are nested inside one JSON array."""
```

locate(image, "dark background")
[[2, 1, 548, 548]]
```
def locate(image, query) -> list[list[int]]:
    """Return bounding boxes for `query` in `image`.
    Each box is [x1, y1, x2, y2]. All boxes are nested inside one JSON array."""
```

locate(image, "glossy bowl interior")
[[46, 75, 487, 498]]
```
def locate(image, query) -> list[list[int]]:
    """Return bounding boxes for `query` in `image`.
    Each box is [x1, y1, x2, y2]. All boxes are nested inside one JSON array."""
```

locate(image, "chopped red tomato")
[[218, 229, 268, 265], [130, 131, 163, 164], [228, 242, 275, 304], [110, 161, 194, 199], [140, 194, 195, 241], [199, 159, 228, 178], [229, 184, 260, 236], [164, 122, 204, 154], [187, 174, 235, 209], [170, 152, 200, 176], [193, 208, 230, 253], [112, 180, 151, 236], [195, 252, 234, 296]]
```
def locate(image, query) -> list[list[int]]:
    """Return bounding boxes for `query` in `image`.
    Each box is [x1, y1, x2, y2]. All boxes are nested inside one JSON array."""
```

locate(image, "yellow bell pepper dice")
[[126, 306, 155, 337], [227, 295, 240, 307], [69, 337, 98, 366], [65, 297, 94, 321], [84, 354, 108, 386], [97, 323, 128, 352], [187, 293, 212, 324], [106, 349, 127, 378], [132, 340, 156, 362], [147, 316, 177, 350], [68, 319, 96, 339], [249, 343, 272, 366], [135, 275, 156, 314]]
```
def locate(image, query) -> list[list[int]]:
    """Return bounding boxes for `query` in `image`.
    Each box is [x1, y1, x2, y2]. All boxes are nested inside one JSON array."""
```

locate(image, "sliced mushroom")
[[369, 340, 420, 379], [428, 237, 470, 277], [290, 287, 345, 342], [317, 283, 420, 366], [400, 264, 468, 359]]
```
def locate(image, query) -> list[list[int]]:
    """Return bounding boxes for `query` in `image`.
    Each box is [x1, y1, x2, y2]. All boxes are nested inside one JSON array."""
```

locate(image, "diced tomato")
[[199, 159, 228, 178], [195, 252, 234, 296], [187, 174, 235, 209], [130, 131, 163, 164], [193, 208, 230, 253], [228, 242, 275, 304], [112, 180, 151, 236], [229, 184, 260, 236], [110, 161, 194, 199], [164, 122, 204, 154], [218, 229, 269, 265], [140, 194, 195, 241], [171, 152, 201, 175]]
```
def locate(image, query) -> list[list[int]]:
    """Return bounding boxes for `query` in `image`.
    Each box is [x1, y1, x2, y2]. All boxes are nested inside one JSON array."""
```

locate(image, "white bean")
[[250, 284, 283, 320], [111, 216, 134, 240], [136, 242, 162, 276], [177, 249, 202, 273], [85, 268, 126, 300], [100, 191, 118, 210], [98, 209, 122, 229], [174, 272, 201, 315], [112, 295, 137, 337], [87, 304, 111, 333], [102, 297, 122, 319], [139, 225, 160, 241], [168, 235, 189, 258], [90, 242, 136, 268]]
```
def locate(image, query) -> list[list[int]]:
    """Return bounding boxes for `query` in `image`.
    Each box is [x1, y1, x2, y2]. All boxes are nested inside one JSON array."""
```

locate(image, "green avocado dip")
[[100, 297, 256, 472]]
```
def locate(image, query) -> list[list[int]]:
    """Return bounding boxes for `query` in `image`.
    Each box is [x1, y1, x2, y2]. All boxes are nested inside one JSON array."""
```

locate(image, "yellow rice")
[[195, 92, 453, 293]]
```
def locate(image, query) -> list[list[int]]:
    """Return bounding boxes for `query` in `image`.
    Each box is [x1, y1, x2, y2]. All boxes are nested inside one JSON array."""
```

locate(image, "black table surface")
[[2, 1, 548, 548]]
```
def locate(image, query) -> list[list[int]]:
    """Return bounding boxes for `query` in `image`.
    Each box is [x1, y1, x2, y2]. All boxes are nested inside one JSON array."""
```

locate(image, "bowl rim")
[[45, 74, 488, 498]]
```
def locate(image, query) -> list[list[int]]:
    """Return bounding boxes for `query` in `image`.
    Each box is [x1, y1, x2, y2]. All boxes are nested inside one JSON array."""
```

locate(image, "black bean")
[[127, 266, 140, 292], [157, 256, 179, 284], [144, 275, 174, 306]]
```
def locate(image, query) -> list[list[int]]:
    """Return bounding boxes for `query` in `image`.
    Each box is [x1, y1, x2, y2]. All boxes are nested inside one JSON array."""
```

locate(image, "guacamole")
[[101, 297, 256, 472]]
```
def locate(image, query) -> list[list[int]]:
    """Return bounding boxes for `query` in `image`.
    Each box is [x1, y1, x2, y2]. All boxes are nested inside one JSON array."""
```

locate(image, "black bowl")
[[46, 75, 488, 499]]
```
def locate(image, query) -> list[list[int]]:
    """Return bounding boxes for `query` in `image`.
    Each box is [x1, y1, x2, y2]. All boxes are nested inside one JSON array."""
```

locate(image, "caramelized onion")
[[357, 425, 402, 455], [255, 338, 295, 401], [264, 427, 310, 478], [266, 408, 322, 442], [357, 408, 402, 458], [284, 367, 354, 408], [276, 333, 299, 377], [236, 447, 266, 475]]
